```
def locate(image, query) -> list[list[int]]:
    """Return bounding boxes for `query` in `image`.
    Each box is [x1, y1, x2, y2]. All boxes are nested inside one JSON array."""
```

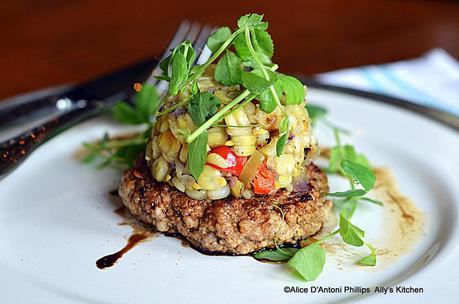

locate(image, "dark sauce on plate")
[[96, 190, 156, 270], [96, 233, 150, 269], [99, 168, 424, 270]]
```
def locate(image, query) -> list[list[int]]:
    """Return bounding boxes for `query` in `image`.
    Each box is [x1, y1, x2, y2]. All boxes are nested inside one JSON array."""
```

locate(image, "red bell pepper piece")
[[208, 146, 246, 176], [253, 161, 275, 194]]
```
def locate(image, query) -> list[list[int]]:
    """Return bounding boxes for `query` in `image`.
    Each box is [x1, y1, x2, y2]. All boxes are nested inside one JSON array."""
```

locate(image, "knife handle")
[[0, 99, 101, 179], [0, 85, 77, 129]]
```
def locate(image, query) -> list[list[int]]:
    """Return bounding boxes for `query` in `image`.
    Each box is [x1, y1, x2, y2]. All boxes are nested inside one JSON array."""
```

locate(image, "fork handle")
[[0, 99, 101, 179]]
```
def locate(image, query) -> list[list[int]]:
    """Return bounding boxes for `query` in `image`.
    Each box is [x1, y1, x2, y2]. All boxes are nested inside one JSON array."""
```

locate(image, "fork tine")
[[160, 21, 191, 62], [184, 22, 201, 44], [195, 26, 216, 65], [154, 22, 215, 95], [193, 25, 214, 64], [147, 21, 191, 84]]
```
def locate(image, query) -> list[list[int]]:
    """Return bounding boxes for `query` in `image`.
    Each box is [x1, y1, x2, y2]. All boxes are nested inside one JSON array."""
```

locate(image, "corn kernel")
[[156, 115, 169, 133], [151, 156, 169, 182], [207, 153, 229, 168], [208, 127, 228, 148], [232, 135, 256, 146], [179, 144, 188, 163], [233, 145, 256, 156], [158, 131, 181, 163], [215, 90, 232, 104], [197, 165, 226, 190], [230, 179, 245, 198]]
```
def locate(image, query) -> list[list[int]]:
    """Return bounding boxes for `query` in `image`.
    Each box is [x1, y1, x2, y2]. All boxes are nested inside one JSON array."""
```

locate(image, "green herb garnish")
[[253, 247, 298, 262], [83, 14, 380, 283], [215, 51, 242, 85], [187, 131, 208, 180], [84, 83, 158, 168], [112, 83, 159, 124], [255, 103, 383, 281], [288, 243, 326, 281], [305, 104, 327, 126], [187, 92, 221, 126]]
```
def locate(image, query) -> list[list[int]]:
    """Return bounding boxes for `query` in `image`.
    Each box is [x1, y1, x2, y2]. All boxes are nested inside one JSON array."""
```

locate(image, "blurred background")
[[1, 0, 459, 100]]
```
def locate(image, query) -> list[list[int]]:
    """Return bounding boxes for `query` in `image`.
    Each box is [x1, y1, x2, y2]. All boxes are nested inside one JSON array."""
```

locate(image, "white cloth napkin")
[[316, 48, 459, 116]]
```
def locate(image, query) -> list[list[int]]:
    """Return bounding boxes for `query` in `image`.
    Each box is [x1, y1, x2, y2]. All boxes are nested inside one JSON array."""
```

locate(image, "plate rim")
[[1, 82, 459, 304], [302, 79, 459, 133]]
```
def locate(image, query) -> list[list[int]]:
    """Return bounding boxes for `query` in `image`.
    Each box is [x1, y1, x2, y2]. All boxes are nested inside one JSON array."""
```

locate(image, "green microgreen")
[[254, 247, 298, 262], [112, 83, 159, 125], [83, 14, 381, 282], [206, 27, 232, 53], [187, 92, 221, 126], [84, 83, 158, 168], [288, 243, 326, 281], [255, 101, 383, 281], [305, 104, 327, 125], [215, 51, 242, 85], [187, 131, 208, 180]]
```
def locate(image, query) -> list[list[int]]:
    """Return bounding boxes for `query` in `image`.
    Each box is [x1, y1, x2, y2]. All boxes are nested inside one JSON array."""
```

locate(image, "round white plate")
[[1, 86, 458, 304]]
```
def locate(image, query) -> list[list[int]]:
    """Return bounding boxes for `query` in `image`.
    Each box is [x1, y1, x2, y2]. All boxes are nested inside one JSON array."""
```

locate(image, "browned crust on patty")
[[119, 157, 331, 255]]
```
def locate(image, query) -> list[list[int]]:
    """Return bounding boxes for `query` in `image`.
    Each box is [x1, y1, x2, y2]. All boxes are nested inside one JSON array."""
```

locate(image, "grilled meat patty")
[[119, 157, 331, 255]]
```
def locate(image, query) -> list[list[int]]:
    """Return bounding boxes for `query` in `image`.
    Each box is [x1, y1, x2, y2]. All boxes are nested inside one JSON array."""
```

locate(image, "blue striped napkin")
[[316, 49, 459, 117]]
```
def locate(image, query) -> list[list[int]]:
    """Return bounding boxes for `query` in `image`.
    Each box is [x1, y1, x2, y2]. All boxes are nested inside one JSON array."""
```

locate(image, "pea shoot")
[[254, 103, 383, 281], [81, 14, 381, 283]]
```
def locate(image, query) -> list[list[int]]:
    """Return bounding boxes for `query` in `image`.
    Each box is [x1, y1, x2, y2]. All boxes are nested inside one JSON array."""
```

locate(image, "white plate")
[[1, 86, 459, 304]]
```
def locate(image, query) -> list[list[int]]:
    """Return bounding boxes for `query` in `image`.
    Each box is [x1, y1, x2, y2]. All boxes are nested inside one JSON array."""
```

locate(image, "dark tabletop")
[[1, 0, 459, 100]]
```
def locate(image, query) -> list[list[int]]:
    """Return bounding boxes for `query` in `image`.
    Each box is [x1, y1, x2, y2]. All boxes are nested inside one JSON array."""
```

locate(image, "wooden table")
[[1, 0, 459, 99]]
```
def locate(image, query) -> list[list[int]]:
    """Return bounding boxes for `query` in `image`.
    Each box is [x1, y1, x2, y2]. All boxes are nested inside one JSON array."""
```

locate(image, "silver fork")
[[0, 22, 215, 180], [153, 22, 214, 95]]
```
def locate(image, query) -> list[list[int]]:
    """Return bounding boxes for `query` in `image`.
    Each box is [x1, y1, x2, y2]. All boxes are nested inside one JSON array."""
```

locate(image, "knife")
[[0, 56, 157, 179], [0, 57, 156, 130]]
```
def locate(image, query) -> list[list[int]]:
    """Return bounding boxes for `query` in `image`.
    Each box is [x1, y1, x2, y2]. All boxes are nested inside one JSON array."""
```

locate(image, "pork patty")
[[119, 157, 331, 255]]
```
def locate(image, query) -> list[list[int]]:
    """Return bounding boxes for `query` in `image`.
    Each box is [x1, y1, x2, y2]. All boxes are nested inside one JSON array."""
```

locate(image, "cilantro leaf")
[[339, 212, 365, 247], [187, 131, 208, 180], [188, 92, 221, 127], [215, 51, 242, 85], [207, 27, 232, 53], [288, 243, 326, 281], [341, 160, 376, 191], [254, 248, 298, 261], [278, 74, 305, 105]]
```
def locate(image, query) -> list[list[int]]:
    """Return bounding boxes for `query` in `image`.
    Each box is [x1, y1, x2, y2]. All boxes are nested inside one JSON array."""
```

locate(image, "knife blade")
[[0, 56, 157, 130], [0, 56, 157, 179]]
